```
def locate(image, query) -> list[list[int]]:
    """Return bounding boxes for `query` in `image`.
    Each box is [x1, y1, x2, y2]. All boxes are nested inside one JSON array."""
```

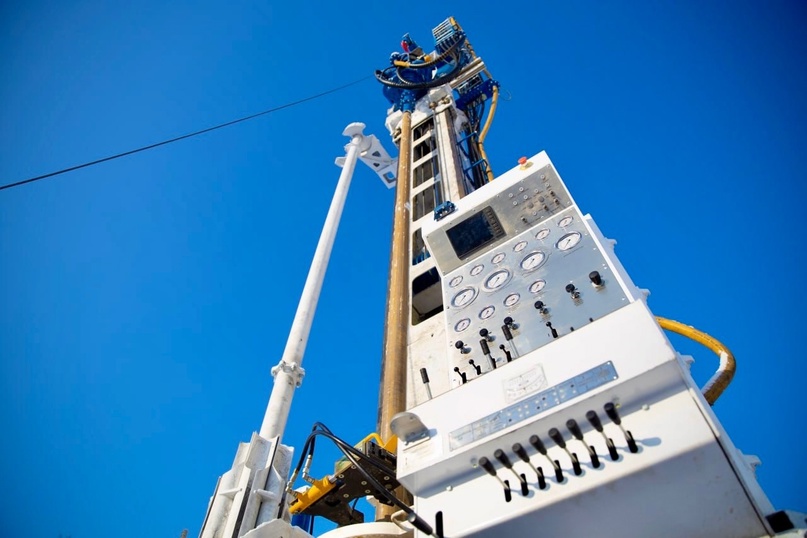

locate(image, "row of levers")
[[201, 17, 805, 538]]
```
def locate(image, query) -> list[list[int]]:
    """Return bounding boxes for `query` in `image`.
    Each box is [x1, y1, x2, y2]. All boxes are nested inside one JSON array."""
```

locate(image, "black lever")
[[604, 402, 638, 453], [549, 427, 582, 475], [586, 410, 619, 460], [498, 344, 513, 362], [513, 442, 545, 489], [529, 434, 563, 482], [534, 300, 547, 315], [479, 328, 493, 342], [501, 317, 519, 358], [480, 339, 496, 369], [546, 321, 559, 339], [495, 449, 528, 496], [419, 368, 433, 400], [453, 367, 467, 385], [567, 418, 600, 468], [479, 456, 512, 502], [468, 359, 482, 376]]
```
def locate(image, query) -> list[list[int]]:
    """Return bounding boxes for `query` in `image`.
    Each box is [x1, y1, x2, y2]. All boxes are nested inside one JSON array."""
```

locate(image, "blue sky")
[[1, 1, 805, 536]]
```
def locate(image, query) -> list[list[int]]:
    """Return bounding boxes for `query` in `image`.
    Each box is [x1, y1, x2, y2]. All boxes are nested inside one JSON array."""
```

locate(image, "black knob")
[[604, 402, 621, 425], [566, 419, 583, 441], [469, 359, 481, 375], [513, 443, 530, 462], [480, 339, 490, 355], [534, 300, 545, 311], [479, 328, 492, 341], [455, 340, 464, 349], [504, 316, 514, 327], [478, 456, 497, 476], [453, 367, 467, 384], [586, 410, 603, 432], [529, 434, 547, 455], [419, 368, 429, 384], [589, 270, 603, 286], [494, 449, 513, 469], [565, 283, 576, 294], [548, 428, 566, 448]]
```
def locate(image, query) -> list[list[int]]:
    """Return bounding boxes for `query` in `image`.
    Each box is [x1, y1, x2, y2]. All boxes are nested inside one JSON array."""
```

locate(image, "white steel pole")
[[259, 122, 369, 441]]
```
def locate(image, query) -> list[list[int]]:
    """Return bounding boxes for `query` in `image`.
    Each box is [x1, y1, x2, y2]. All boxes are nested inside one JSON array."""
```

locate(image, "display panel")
[[446, 206, 505, 260]]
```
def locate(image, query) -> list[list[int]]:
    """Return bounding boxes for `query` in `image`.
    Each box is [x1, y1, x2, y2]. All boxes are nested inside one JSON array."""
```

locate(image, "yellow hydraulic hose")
[[656, 316, 736, 405], [477, 85, 498, 183]]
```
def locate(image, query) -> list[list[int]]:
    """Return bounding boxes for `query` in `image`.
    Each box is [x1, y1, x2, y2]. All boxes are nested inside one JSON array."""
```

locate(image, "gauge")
[[529, 280, 546, 293], [513, 240, 528, 252], [556, 231, 582, 251], [479, 305, 496, 320], [470, 264, 484, 276], [452, 287, 478, 308], [449, 275, 463, 288], [558, 216, 574, 227], [535, 228, 550, 240], [484, 269, 511, 290], [492, 252, 506, 264], [520, 251, 547, 272], [504, 293, 520, 307], [454, 318, 471, 332]]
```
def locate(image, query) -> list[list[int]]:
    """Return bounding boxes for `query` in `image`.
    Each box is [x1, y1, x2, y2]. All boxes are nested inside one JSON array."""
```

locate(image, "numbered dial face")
[[558, 216, 574, 227], [556, 231, 582, 251], [470, 264, 484, 276], [491, 252, 506, 264], [454, 318, 471, 332], [520, 251, 547, 272], [479, 305, 496, 320], [484, 269, 512, 290], [529, 279, 546, 293], [449, 275, 463, 288], [504, 293, 520, 307], [513, 240, 528, 252], [535, 228, 550, 240], [452, 287, 478, 308]]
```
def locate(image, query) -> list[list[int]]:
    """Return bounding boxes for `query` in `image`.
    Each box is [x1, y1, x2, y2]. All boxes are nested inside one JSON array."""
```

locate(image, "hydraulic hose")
[[656, 316, 736, 405], [392, 34, 465, 69], [375, 54, 464, 90], [477, 84, 499, 183]]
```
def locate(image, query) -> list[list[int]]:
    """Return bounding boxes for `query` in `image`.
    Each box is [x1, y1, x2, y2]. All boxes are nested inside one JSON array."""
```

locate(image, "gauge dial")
[[452, 287, 478, 308], [454, 318, 471, 332], [449, 275, 463, 288], [558, 216, 574, 227], [479, 305, 496, 320], [492, 252, 506, 264], [529, 280, 546, 293], [484, 269, 511, 290], [556, 231, 582, 251], [513, 240, 528, 252], [470, 264, 484, 276], [504, 293, 520, 307], [535, 229, 550, 240], [520, 251, 547, 272]]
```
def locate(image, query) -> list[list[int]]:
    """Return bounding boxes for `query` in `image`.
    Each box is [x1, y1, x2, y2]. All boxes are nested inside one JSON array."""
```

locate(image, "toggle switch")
[[549, 427, 582, 475], [495, 449, 529, 496], [546, 321, 559, 339], [586, 410, 619, 461], [478, 456, 512, 502], [604, 402, 639, 453], [499, 344, 513, 363], [453, 367, 467, 385], [420, 368, 433, 400], [589, 270, 603, 287], [468, 359, 482, 376], [479, 339, 496, 369], [513, 442, 546, 489], [455, 340, 469, 354], [566, 418, 600, 468], [529, 434, 563, 482], [565, 283, 580, 300], [534, 300, 547, 315], [479, 328, 494, 342]]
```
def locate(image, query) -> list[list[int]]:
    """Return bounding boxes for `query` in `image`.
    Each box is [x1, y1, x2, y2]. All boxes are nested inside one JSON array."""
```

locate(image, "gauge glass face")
[[529, 280, 546, 293], [558, 216, 574, 227], [520, 251, 547, 272], [556, 231, 582, 251], [470, 264, 484, 276], [535, 229, 550, 240], [454, 318, 471, 332], [452, 287, 478, 308], [479, 305, 496, 320], [484, 269, 511, 290], [449, 275, 463, 288], [504, 293, 520, 307], [491, 252, 506, 264], [513, 240, 528, 252]]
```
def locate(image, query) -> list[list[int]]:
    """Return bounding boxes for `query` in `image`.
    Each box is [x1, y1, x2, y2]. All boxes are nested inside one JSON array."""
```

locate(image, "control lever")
[[498, 344, 513, 363], [455, 340, 469, 354], [565, 283, 580, 300], [453, 367, 467, 385], [529, 434, 563, 482], [586, 410, 619, 461], [502, 317, 519, 357], [494, 449, 529, 496], [534, 300, 547, 315], [546, 321, 558, 339], [549, 428, 582, 475], [513, 442, 546, 489], [479, 339, 496, 369], [566, 418, 600, 468], [604, 402, 639, 453], [479, 328, 494, 342], [478, 456, 512, 502], [419, 368, 432, 400], [468, 359, 482, 376]]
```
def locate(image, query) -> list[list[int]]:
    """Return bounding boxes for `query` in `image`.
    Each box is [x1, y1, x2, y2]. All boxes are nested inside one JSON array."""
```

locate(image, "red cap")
[[518, 156, 528, 165]]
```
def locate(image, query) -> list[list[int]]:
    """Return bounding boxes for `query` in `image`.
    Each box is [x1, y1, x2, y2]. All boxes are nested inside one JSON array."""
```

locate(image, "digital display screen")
[[446, 206, 505, 259]]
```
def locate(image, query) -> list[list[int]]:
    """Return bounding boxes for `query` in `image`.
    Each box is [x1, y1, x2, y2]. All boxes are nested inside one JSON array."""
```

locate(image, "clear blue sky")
[[1, 2, 805, 536]]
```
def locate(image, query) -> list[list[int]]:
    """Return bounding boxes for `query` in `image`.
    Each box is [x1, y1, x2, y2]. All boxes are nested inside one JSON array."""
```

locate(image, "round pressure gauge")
[[479, 305, 496, 320], [449, 275, 463, 288], [535, 229, 550, 240], [529, 279, 546, 293], [504, 293, 520, 307], [556, 231, 582, 251], [513, 240, 528, 252], [484, 269, 512, 291], [452, 287, 478, 308], [454, 318, 471, 332], [558, 216, 574, 227], [520, 251, 547, 272], [470, 264, 484, 276], [492, 252, 506, 264]]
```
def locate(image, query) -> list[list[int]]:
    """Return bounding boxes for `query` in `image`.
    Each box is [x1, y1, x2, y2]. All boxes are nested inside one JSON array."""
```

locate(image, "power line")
[[0, 75, 372, 192]]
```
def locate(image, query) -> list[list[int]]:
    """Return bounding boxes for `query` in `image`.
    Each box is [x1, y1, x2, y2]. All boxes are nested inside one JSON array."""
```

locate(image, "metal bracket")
[[271, 360, 306, 387]]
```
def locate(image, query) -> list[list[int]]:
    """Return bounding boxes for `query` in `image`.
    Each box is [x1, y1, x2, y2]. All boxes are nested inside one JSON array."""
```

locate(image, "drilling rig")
[[198, 17, 805, 538]]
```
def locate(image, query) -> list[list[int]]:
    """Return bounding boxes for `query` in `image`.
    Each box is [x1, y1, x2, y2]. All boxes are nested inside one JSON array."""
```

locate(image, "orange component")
[[518, 156, 528, 165]]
